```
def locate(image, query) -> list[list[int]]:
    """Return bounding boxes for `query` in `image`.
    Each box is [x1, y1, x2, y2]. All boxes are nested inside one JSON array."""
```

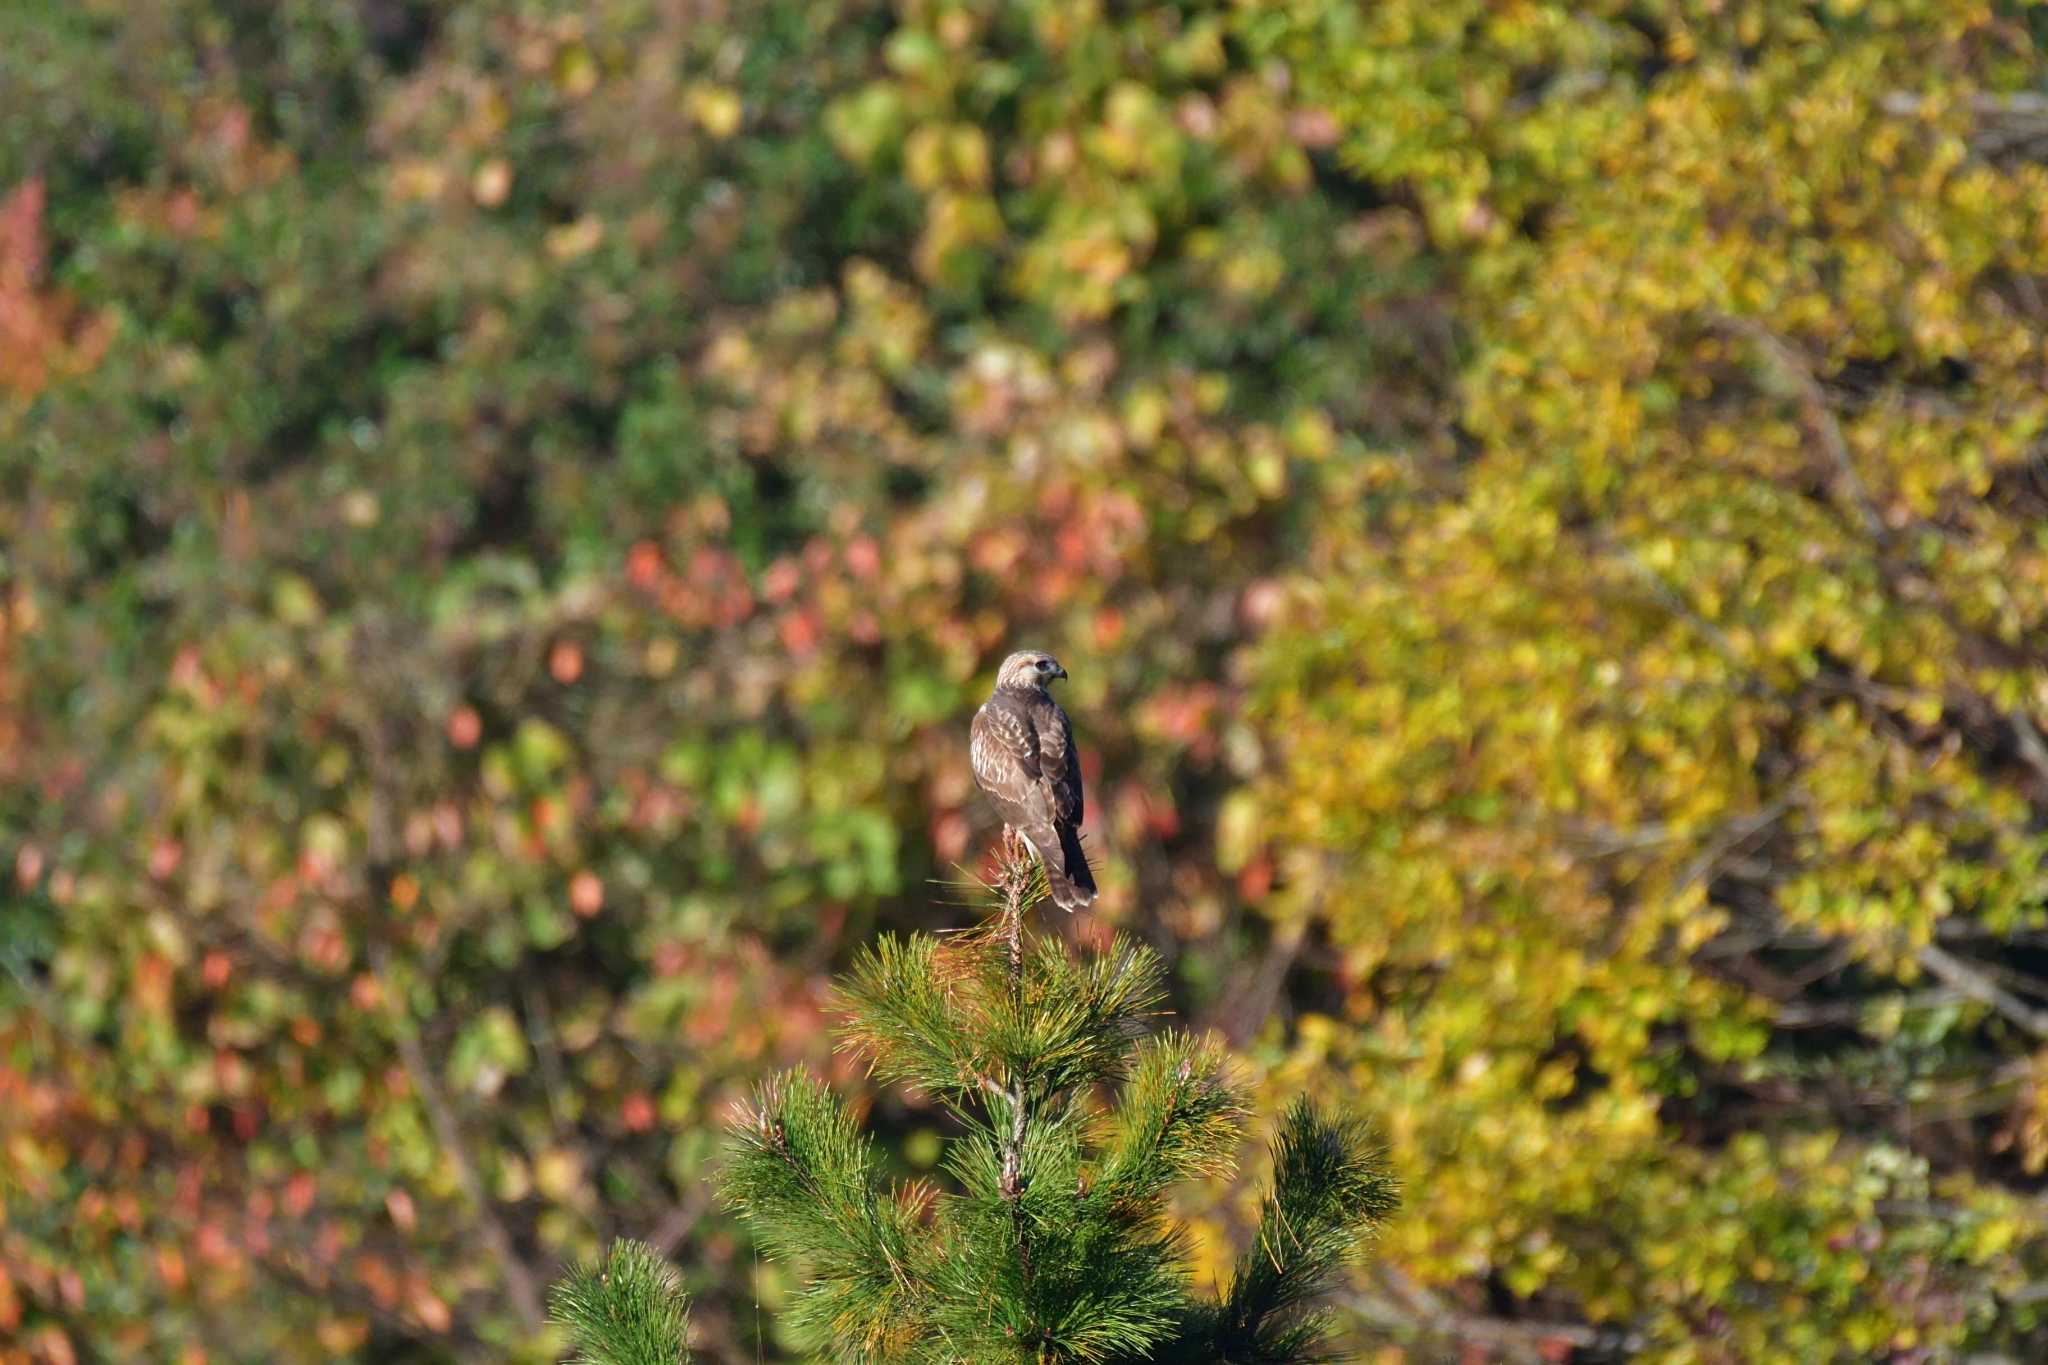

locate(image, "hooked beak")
[[1051, 664, 1068, 680]]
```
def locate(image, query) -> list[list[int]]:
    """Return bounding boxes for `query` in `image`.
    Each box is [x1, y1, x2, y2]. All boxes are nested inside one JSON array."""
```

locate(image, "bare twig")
[[1880, 91, 2048, 119], [999, 847, 1028, 1181], [522, 981, 573, 1136], [1213, 922, 1306, 1047], [1674, 797, 1793, 896], [376, 947, 546, 1332], [995, 837, 1034, 1289], [1937, 920, 2048, 946], [1880, 91, 2048, 164], [1716, 317, 1887, 539], [1916, 943, 2048, 1041], [1610, 546, 1758, 682], [645, 1187, 715, 1259], [1350, 1268, 1648, 1361], [1774, 989, 1963, 1029], [2009, 710, 2048, 788], [1002, 835, 1027, 992], [250, 1244, 493, 1352]]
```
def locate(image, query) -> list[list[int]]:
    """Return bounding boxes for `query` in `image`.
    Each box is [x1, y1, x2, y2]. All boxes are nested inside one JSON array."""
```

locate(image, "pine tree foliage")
[[1211, 1103, 1401, 1363], [548, 1239, 693, 1365], [716, 854, 1398, 1363]]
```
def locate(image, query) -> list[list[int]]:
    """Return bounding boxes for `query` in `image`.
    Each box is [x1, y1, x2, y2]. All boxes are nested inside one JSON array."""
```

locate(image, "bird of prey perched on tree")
[[970, 649, 1097, 911]]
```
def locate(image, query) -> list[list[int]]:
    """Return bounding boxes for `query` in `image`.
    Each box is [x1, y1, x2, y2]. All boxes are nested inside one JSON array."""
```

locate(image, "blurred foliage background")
[[7, 0, 2048, 1360]]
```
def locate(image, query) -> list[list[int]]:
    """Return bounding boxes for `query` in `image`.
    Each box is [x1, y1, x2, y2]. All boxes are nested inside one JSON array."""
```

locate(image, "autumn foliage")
[[7, 0, 2048, 1361]]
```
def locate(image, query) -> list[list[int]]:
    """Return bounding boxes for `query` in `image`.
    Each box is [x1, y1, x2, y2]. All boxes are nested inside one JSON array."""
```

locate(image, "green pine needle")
[[836, 927, 1168, 1107], [1215, 1100, 1401, 1363], [836, 933, 983, 1095], [722, 1070, 933, 1359], [549, 1239, 692, 1365], [1095, 1033, 1248, 1207]]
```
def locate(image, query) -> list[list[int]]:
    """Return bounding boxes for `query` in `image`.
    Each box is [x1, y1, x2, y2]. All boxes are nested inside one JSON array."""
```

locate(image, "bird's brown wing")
[[971, 695, 1057, 829], [1033, 696, 1084, 825], [1030, 694, 1096, 910]]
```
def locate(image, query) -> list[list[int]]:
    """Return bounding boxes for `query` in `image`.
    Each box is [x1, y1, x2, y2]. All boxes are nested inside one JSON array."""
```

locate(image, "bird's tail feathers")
[[1015, 824, 1097, 913], [1045, 824, 1097, 913]]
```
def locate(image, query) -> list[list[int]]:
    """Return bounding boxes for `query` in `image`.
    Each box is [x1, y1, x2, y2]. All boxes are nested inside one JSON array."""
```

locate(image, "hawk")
[[970, 649, 1097, 911]]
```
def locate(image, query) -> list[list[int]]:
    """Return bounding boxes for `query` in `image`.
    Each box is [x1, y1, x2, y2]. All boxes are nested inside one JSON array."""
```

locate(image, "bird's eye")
[[1037, 659, 1054, 671]]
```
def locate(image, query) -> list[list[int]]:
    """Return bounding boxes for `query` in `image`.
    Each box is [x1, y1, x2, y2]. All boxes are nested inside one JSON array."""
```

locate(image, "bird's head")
[[996, 650, 1068, 692]]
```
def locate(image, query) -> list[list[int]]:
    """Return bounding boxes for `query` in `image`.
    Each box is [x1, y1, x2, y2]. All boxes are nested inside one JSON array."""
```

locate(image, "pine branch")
[[549, 1240, 692, 1365], [999, 933, 1165, 1098], [721, 1070, 932, 1359], [837, 933, 985, 1095], [1094, 1034, 1247, 1210], [836, 928, 1166, 1107], [934, 1098, 1192, 1362], [1211, 1100, 1400, 1363]]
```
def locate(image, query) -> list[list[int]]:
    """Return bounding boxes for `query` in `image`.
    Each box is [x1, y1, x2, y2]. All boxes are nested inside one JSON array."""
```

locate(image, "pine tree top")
[[716, 853, 1397, 1364]]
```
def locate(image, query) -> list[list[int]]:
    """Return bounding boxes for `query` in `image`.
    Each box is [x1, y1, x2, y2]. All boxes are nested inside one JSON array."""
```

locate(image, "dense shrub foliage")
[[5, 1, 2048, 1360]]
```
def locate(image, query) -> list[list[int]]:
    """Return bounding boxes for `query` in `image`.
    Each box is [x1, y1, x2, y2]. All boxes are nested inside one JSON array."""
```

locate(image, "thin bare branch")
[[1880, 91, 2048, 119], [1916, 944, 2048, 1041], [1716, 316, 1887, 539], [376, 947, 546, 1332], [1348, 1268, 1647, 1362], [1674, 797, 1793, 896], [2009, 710, 2048, 788]]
